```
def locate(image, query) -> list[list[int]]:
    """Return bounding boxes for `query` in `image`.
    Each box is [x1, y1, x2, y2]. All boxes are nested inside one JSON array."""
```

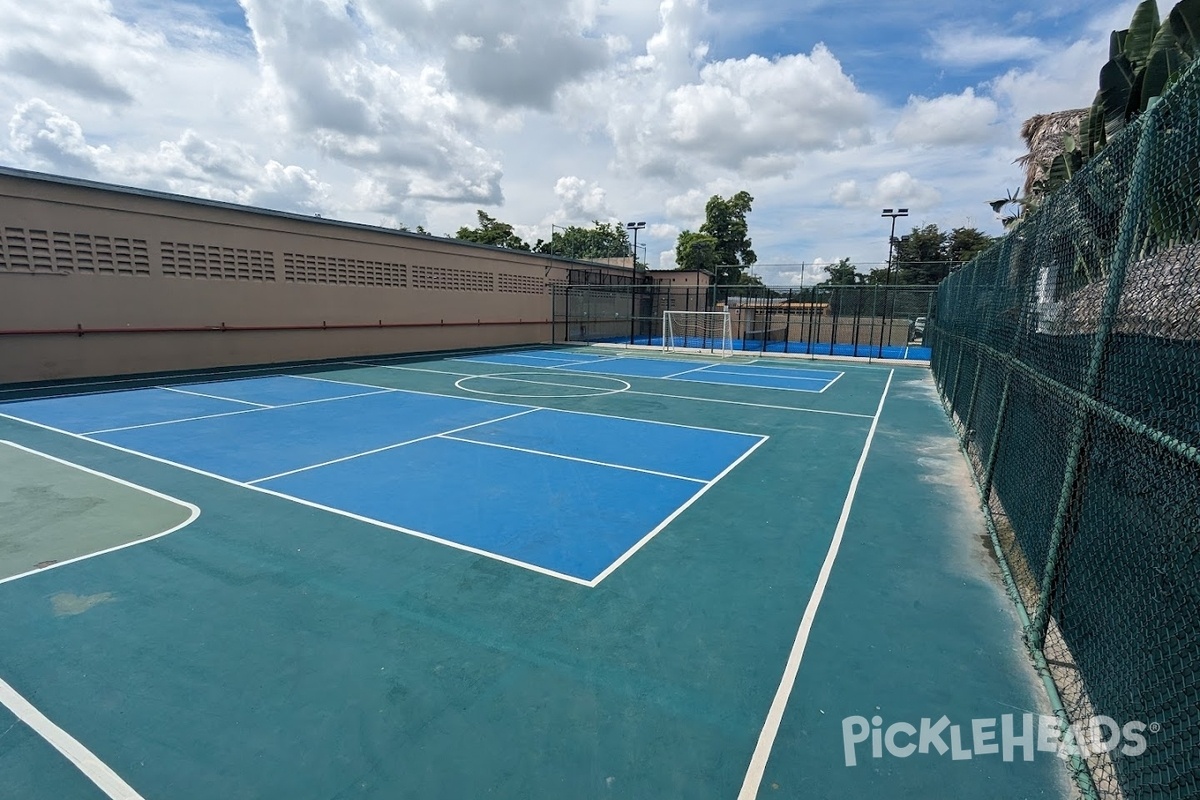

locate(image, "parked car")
[[911, 316, 927, 341]]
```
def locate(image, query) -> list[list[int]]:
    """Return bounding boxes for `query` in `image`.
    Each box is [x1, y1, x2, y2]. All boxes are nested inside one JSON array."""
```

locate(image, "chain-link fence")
[[929, 60, 1200, 800], [553, 283, 936, 361]]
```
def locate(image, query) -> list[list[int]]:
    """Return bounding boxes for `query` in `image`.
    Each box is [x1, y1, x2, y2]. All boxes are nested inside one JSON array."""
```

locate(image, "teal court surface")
[[0, 346, 1073, 799]]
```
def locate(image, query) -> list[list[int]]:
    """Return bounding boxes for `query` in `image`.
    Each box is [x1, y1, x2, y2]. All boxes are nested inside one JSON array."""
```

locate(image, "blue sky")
[[0, 0, 1159, 283]]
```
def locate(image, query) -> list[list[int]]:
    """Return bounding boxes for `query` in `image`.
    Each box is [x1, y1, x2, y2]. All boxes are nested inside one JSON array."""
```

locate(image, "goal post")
[[662, 310, 734, 356]]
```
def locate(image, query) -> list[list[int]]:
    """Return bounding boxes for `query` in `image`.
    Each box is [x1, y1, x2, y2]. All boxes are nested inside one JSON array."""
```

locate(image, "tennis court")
[[0, 345, 1071, 799]]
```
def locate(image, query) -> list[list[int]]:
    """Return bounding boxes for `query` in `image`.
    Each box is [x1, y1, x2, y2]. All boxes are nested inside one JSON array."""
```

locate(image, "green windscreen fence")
[[929, 61, 1200, 799]]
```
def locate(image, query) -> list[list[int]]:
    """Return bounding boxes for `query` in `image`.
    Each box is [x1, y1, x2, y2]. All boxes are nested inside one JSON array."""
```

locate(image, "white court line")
[[439, 434, 708, 484], [345, 362, 476, 378], [544, 355, 624, 369], [364, 363, 626, 395], [290, 372, 762, 438], [460, 358, 834, 395], [83, 389, 396, 436], [817, 371, 845, 394], [158, 385, 272, 407], [587, 434, 771, 587], [469, 352, 593, 365], [0, 677, 146, 800], [247, 409, 538, 484], [700, 369, 834, 385], [737, 369, 895, 799], [625, 390, 871, 419], [0, 411, 593, 587], [344, 361, 874, 419], [664, 374, 827, 394], [0, 440, 200, 586], [661, 363, 718, 379]]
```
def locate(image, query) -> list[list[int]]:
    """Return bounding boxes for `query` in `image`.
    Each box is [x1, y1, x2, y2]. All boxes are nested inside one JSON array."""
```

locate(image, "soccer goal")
[[662, 310, 734, 356]]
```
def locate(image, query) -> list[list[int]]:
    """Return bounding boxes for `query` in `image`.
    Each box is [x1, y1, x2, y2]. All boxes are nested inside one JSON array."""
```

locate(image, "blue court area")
[[457, 350, 843, 393], [0, 375, 763, 584]]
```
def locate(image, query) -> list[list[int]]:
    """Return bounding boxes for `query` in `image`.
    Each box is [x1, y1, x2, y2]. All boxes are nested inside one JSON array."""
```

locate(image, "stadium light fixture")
[[625, 222, 647, 344], [881, 208, 909, 285], [625, 221, 646, 270], [878, 208, 909, 358]]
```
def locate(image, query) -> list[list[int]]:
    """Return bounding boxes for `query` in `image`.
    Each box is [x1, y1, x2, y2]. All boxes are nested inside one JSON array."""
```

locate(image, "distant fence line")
[[553, 283, 937, 361]]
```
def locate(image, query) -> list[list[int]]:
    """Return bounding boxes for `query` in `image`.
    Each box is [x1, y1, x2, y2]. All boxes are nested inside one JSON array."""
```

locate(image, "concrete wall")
[[0, 169, 632, 383]]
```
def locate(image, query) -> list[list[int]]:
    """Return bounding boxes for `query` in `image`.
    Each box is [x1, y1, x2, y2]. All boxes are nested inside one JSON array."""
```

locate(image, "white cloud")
[[0, 0, 1132, 275], [892, 88, 1001, 146], [928, 27, 1041, 67], [354, 0, 610, 110], [989, 37, 1101, 122], [831, 180, 864, 207], [664, 189, 709, 221], [830, 170, 940, 210], [553, 175, 615, 221], [8, 99, 109, 174]]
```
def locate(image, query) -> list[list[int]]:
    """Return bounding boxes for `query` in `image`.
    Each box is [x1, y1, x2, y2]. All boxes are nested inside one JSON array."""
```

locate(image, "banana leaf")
[[1170, 0, 1200, 56], [1098, 53, 1138, 136], [1125, 0, 1162, 69]]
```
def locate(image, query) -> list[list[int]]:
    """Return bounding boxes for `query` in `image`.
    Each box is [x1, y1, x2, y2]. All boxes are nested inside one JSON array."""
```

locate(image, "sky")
[[0, 0, 1160, 285]]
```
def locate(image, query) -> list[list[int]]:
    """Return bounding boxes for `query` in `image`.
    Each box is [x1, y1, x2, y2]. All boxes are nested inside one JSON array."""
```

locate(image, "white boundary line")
[[587, 434, 771, 586], [0, 440, 200, 586], [624, 390, 871, 419], [345, 362, 475, 378], [288, 372, 762, 438], [344, 362, 875, 419], [665, 373, 828, 395], [817, 371, 845, 394], [545, 355, 624, 369], [712, 367, 843, 382], [661, 364, 718, 379], [157, 385, 271, 407], [0, 676, 146, 800], [454, 373, 631, 399], [468, 352, 591, 365], [0, 412, 594, 587], [481, 358, 838, 395], [439, 434, 708, 483], [82, 389, 396, 435], [737, 368, 895, 799], [247, 409, 538, 484]]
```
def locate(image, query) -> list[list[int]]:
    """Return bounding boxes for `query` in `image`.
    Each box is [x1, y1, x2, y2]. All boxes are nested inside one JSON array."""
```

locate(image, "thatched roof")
[[1016, 109, 1089, 197], [1048, 244, 1200, 340]]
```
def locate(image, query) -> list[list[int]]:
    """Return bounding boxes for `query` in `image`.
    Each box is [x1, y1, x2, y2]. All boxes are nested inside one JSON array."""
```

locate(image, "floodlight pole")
[[879, 208, 908, 357], [626, 221, 646, 344]]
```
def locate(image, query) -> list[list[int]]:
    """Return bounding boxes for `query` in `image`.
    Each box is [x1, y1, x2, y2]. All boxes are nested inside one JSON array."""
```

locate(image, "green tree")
[[884, 224, 993, 284], [946, 226, 994, 265], [821, 257, 863, 285], [534, 222, 632, 262], [455, 211, 530, 250], [890, 224, 948, 284], [674, 230, 719, 272], [679, 191, 756, 284]]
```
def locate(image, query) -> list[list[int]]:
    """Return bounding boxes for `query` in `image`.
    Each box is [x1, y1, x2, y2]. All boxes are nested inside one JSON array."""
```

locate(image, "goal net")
[[662, 311, 733, 356]]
